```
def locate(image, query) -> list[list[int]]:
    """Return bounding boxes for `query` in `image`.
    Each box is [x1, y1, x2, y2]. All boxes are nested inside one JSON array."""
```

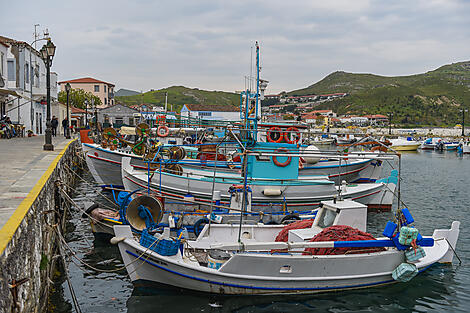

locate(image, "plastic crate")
[[405, 246, 426, 263], [398, 226, 418, 245], [392, 263, 418, 282], [140, 229, 180, 256]]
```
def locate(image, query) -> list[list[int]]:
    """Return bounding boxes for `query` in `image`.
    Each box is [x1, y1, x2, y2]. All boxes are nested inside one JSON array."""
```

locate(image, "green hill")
[[116, 86, 240, 112], [289, 61, 470, 126]]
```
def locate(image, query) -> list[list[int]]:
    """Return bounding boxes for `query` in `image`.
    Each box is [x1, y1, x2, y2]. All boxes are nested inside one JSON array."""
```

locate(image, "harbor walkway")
[[0, 135, 75, 240]]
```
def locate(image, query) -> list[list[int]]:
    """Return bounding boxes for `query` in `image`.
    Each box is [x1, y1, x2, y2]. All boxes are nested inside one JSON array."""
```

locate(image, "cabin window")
[[316, 208, 337, 228]]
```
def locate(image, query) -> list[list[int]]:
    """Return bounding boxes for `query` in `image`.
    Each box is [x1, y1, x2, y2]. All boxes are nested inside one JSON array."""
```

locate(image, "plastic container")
[[392, 263, 418, 282], [401, 208, 414, 225], [398, 226, 419, 245], [383, 221, 397, 238], [207, 249, 231, 270], [405, 247, 426, 263]]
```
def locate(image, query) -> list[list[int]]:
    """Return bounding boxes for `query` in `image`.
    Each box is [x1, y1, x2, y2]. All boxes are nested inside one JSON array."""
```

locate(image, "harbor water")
[[49, 150, 470, 312]]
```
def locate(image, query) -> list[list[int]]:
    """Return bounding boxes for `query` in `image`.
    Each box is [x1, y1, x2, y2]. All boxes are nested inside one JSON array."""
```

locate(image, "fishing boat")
[[113, 199, 460, 295], [121, 144, 397, 212], [421, 138, 443, 150], [443, 142, 460, 151], [462, 141, 470, 154], [390, 138, 421, 151]]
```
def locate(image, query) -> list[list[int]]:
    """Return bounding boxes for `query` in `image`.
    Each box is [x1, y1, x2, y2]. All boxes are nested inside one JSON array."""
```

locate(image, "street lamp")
[[460, 108, 468, 137], [40, 39, 56, 151], [65, 83, 71, 138]]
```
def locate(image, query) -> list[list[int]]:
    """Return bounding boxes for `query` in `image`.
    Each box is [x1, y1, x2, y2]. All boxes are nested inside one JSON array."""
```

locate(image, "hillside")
[[116, 86, 240, 112], [289, 61, 470, 126], [114, 88, 141, 97]]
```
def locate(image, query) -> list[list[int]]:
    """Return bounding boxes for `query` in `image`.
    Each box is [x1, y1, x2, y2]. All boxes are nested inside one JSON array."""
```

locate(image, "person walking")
[[51, 116, 59, 137], [62, 118, 69, 137]]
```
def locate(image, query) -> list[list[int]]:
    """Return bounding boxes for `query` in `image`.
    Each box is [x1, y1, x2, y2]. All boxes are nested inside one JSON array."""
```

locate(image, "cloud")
[[1, 0, 470, 93]]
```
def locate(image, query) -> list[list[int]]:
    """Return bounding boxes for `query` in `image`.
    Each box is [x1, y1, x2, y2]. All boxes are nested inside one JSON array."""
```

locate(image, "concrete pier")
[[0, 136, 80, 313]]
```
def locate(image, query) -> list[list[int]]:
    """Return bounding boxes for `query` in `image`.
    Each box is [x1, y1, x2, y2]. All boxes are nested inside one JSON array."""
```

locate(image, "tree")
[[58, 88, 102, 109]]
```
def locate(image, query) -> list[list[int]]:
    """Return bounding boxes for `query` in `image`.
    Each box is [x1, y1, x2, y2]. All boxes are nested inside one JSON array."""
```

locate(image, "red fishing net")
[[275, 219, 314, 242]]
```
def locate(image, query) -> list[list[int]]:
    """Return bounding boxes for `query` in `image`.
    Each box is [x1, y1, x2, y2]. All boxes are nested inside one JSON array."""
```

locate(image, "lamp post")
[[65, 83, 71, 138], [460, 108, 468, 137], [388, 112, 394, 135], [40, 39, 56, 151], [84, 99, 88, 128]]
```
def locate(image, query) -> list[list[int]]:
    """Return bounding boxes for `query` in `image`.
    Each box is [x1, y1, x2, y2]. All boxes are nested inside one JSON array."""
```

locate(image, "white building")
[[0, 35, 59, 135], [180, 104, 240, 123]]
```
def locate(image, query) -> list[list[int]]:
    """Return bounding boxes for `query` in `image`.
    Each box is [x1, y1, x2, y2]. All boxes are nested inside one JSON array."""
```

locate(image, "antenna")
[[43, 28, 50, 40]]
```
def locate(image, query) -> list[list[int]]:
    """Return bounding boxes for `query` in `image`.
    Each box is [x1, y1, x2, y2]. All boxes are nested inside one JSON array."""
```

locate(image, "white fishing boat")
[[390, 138, 421, 151], [462, 141, 470, 154], [82, 142, 383, 187], [421, 138, 443, 150], [113, 199, 460, 295], [121, 147, 397, 212]]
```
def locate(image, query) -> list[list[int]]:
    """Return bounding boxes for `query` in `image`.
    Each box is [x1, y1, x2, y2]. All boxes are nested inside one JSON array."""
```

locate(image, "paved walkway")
[[0, 135, 76, 230]]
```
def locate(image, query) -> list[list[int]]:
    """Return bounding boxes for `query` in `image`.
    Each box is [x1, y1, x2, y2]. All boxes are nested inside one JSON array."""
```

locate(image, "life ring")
[[272, 148, 292, 167], [284, 126, 300, 144], [267, 127, 283, 143], [157, 125, 170, 137], [193, 218, 209, 237]]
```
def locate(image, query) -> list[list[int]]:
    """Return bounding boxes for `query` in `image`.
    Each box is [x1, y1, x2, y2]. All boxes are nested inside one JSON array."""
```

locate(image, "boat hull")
[[115, 225, 451, 295]]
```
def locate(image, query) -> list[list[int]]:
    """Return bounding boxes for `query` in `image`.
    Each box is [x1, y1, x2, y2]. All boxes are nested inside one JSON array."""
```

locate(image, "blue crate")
[[398, 226, 419, 245], [140, 229, 180, 256], [405, 246, 426, 262], [392, 263, 418, 282]]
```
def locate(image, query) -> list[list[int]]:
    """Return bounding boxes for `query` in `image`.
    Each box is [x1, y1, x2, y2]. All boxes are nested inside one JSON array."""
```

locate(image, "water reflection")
[[126, 264, 457, 313]]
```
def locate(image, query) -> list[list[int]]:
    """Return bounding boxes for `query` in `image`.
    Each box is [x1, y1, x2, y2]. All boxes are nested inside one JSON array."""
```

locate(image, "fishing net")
[[274, 219, 314, 242]]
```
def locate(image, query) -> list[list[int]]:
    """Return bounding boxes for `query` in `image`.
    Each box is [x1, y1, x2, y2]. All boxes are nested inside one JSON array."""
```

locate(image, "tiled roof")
[[58, 77, 115, 87], [184, 104, 239, 112], [71, 106, 86, 113]]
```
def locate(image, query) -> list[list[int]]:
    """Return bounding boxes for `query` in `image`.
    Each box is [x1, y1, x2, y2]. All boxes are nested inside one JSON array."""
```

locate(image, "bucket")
[[207, 249, 231, 270]]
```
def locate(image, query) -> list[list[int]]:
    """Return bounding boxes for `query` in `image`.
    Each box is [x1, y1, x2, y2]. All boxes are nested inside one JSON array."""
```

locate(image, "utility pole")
[[461, 108, 468, 137], [165, 92, 168, 112], [388, 112, 393, 135]]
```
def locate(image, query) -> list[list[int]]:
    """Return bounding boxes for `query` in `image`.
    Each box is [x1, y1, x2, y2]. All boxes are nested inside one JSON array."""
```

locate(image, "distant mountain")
[[116, 86, 240, 112], [114, 88, 141, 97], [289, 61, 470, 126]]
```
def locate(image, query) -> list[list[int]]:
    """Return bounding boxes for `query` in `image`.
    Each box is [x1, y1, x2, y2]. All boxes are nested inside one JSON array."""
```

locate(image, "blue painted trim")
[[125, 250, 396, 291], [304, 159, 370, 170]]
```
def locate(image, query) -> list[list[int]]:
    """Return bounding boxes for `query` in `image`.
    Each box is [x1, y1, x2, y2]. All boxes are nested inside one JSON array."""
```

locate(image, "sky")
[[2, 0, 470, 94]]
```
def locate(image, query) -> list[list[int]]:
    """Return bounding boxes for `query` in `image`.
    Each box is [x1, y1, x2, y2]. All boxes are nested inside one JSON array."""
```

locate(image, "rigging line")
[[57, 241, 83, 313], [54, 226, 176, 276], [62, 162, 120, 209]]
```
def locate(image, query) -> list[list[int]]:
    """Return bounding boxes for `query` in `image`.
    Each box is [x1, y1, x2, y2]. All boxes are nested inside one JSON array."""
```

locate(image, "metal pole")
[[462, 108, 465, 137], [43, 57, 53, 150], [65, 88, 70, 138], [85, 99, 88, 127]]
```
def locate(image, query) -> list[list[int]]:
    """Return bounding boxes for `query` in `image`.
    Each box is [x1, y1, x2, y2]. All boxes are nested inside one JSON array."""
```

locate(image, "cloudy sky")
[[2, 0, 470, 93]]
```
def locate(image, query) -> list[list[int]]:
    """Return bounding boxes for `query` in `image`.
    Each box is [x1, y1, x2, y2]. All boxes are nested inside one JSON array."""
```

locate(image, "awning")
[[0, 88, 20, 97]]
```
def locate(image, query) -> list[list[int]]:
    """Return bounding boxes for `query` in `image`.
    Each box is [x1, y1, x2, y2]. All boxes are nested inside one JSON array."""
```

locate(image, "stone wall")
[[0, 141, 81, 313]]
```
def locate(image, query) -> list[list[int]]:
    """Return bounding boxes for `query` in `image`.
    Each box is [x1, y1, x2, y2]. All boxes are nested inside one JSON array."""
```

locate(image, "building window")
[[94, 85, 99, 92], [115, 117, 123, 127], [104, 85, 106, 93], [104, 98, 107, 105], [25, 63, 29, 84], [198, 111, 212, 117], [35, 65, 40, 87], [30, 65, 34, 86], [7, 60, 15, 81], [0, 52, 3, 76]]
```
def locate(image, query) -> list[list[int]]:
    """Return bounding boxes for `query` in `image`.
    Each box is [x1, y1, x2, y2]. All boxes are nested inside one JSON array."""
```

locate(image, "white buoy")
[[303, 145, 321, 164]]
